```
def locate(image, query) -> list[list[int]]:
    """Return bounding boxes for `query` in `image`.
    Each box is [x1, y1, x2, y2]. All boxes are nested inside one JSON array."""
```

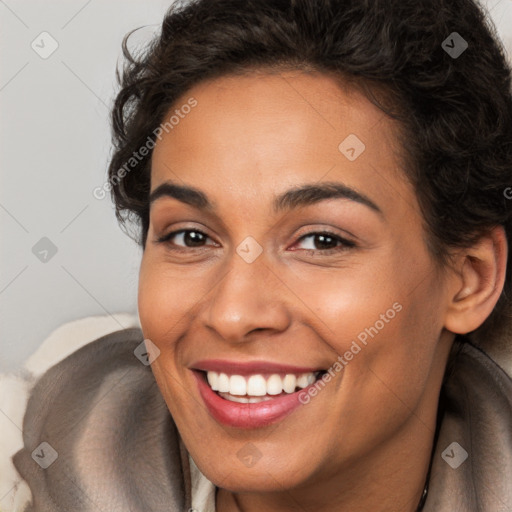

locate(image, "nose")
[[201, 250, 292, 343]]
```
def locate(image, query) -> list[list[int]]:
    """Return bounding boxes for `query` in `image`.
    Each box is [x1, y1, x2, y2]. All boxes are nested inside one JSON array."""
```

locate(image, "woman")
[[11, 0, 512, 510]]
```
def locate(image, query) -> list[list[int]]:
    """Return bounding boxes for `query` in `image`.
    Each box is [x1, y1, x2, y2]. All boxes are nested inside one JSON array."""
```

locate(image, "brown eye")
[[293, 231, 356, 254], [157, 229, 213, 248]]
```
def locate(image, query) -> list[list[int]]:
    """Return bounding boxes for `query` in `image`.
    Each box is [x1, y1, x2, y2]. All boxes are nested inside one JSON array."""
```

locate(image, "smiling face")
[[138, 70, 457, 506]]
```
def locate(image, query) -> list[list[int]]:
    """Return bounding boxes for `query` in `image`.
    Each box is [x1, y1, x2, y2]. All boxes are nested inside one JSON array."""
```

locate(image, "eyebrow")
[[149, 180, 383, 216]]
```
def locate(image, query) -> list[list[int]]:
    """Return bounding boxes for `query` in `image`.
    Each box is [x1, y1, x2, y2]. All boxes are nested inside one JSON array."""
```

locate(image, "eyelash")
[[156, 228, 356, 255]]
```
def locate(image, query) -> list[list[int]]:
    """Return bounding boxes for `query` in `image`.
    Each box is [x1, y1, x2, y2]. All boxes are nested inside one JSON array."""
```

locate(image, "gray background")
[[1, 0, 512, 372]]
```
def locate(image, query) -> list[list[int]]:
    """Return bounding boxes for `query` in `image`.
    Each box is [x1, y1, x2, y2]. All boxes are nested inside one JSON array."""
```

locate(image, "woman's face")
[[138, 70, 455, 496]]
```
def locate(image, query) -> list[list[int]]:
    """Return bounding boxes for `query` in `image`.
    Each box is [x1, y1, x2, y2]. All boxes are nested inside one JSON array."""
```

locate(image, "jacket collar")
[[423, 338, 512, 510]]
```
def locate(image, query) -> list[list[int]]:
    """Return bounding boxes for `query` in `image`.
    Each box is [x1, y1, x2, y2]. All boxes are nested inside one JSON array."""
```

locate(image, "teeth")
[[206, 370, 320, 397], [217, 373, 229, 392], [266, 374, 283, 395], [207, 371, 218, 391], [217, 393, 275, 403], [297, 373, 311, 388], [229, 375, 246, 395], [283, 374, 297, 393], [247, 375, 267, 396]]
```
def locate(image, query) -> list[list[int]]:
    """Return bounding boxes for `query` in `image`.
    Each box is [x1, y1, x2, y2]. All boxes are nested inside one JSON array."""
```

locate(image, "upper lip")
[[190, 359, 325, 375]]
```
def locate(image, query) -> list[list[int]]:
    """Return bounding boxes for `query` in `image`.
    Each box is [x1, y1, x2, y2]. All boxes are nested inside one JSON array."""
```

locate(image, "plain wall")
[[1, 0, 512, 372]]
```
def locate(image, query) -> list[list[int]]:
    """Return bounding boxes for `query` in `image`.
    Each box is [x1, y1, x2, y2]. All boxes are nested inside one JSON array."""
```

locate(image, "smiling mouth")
[[198, 369, 328, 403]]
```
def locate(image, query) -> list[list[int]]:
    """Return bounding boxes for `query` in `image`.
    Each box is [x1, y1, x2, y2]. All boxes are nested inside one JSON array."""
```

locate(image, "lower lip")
[[192, 371, 318, 429]]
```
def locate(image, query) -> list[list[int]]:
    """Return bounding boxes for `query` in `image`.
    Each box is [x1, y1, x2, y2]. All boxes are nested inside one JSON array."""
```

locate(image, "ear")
[[444, 225, 508, 335]]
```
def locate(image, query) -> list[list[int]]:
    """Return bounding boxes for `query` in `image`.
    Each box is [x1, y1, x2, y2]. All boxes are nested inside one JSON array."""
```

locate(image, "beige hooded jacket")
[[10, 326, 512, 511]]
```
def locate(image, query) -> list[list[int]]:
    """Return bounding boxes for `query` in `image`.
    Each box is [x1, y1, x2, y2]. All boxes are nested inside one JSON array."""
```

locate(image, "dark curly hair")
[[106, 0, 512, 349]]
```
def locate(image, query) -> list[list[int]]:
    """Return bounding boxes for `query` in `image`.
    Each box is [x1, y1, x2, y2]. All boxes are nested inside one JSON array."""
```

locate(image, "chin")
[[211, 472, 299, 493], [197, 454, 315, 493]]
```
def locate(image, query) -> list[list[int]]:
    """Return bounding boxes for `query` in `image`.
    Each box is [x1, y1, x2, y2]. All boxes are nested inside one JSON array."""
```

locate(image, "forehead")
[[150, 70, 413, 218]]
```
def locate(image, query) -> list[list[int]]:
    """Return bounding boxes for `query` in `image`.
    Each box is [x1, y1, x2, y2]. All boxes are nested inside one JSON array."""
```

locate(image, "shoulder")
[[1, 313, 140, 512], [10, 324, 188, 512], [447, 339, 512, 408], [424, 339, 512, 510]]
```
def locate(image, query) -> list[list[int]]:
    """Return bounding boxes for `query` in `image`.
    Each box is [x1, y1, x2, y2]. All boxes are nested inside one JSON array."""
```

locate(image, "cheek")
[[295, 254, 443, 416], [137, 259, 204, 420], [137, 256, 204, 344], [281, 256, 403, 344], [333, 280, 444, 433]]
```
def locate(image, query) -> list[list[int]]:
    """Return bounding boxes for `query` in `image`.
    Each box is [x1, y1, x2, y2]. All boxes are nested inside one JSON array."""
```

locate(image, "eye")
[[292, 231, 356, 254], [156, 228, 356, 255], [156, 229, 216, 249]]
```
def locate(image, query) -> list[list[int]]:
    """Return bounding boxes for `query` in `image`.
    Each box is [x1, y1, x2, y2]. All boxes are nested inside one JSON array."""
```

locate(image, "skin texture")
[[137, 70, 507, 512]]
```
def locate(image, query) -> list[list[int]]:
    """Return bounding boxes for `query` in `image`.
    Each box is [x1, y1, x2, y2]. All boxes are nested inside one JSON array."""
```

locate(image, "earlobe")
[[444, 226, 508, 335]]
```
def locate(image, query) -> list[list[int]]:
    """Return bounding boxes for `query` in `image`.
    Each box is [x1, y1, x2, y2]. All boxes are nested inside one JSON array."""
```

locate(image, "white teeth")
[[229, 375, 247, 395], [205, 370, 321, 397], [297, 374, 310, 388], [266, 374, 283, 395], [218, 392, 274, 403], [283, 374, 297, 393], [247, 375, 267, 396], [207, 371, 219, 391], [218, 373, 230, 393]]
